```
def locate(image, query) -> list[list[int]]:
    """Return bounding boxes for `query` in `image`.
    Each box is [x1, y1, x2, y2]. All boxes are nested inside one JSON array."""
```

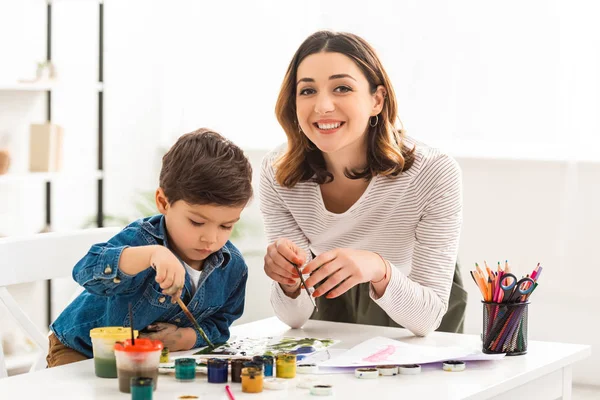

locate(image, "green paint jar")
[[130, 377, 153, 400], [175, 358, 196, 382], [90, 327, 138, 378]]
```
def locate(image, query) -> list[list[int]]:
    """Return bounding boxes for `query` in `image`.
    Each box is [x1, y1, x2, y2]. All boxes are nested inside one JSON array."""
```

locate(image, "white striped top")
[[258, 137, 463, 336]]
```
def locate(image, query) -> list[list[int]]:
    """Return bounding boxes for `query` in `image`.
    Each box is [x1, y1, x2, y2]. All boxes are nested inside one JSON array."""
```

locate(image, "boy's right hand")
[[150, 246, 185, 303], [264, 238, 306, 294]]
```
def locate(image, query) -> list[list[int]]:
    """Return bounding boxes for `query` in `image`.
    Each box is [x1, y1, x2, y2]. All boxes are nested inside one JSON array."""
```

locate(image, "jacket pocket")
[[142, 282, 177, 310]]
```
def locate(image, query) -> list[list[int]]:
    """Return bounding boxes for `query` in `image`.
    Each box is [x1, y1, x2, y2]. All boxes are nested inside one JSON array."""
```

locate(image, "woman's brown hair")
[[274, 30, 415, 188]]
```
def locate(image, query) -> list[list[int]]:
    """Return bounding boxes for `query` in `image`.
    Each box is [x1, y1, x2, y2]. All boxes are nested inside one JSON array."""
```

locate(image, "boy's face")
[[156, 188, 244, 268]]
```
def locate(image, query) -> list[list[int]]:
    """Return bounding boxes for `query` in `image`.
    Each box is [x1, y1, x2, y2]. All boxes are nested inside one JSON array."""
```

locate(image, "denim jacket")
[[50, 215, 248, 358]]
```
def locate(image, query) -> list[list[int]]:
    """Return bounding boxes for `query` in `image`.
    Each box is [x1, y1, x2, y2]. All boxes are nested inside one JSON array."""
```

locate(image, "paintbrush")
[[292, 263, 318, 311], [128, 302, 135, 345], [149, 263, 214, 348], [176, 297, 215, 348]]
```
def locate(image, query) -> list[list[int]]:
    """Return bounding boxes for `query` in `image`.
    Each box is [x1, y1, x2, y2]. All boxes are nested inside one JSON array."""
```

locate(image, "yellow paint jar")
[[275, 353, 296, 379], [241, 367, 263, 393], [90, 326, 138, 378]]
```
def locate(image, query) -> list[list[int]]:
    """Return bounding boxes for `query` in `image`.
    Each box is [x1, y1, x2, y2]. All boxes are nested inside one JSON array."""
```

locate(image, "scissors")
[[499, 273, 535, 303]]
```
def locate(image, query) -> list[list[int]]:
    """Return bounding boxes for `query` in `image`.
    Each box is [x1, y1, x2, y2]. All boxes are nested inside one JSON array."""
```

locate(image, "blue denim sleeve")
[[72, 224, 153, 296], [194, 267, 248, 348]]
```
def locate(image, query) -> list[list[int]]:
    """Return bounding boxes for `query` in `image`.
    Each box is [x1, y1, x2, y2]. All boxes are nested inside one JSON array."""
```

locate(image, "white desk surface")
[[0, 317, 590, 400]]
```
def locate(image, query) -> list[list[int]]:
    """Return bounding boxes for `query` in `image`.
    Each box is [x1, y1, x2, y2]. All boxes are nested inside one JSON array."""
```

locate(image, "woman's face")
[[295, 51, 385, 155]]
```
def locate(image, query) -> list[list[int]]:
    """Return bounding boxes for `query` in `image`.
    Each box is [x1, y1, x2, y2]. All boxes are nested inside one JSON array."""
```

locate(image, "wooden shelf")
[[0, 170, 104, 184], [0, 82, 103, 92], [0, 82, 55, 91]]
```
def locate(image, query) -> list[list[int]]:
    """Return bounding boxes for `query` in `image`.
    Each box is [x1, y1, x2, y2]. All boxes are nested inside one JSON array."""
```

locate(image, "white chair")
[[0, 227, 121, 378]]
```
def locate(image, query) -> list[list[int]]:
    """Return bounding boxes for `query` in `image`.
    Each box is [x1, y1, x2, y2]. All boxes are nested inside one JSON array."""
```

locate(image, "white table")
[[0, 317, 590, 399]]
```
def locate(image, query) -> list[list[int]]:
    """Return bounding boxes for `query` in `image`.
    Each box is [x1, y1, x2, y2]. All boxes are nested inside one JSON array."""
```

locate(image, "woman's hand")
[[139, 322, 196, 351], [302, 249, 387, 298], [264, 238, 307, 294]]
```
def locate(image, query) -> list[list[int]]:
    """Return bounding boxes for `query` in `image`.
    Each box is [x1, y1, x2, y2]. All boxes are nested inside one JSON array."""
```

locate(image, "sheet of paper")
[[319, 336, 504, 368], [191, 336, 339, 359]]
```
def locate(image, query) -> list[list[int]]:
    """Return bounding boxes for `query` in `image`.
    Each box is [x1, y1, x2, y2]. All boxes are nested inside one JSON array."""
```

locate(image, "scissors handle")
[[500, 274, 535, 302]]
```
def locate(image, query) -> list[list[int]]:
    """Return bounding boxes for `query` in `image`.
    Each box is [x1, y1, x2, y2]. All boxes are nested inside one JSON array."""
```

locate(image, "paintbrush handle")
[[293, 263, 318, 311], [176, 298, 215, 348]]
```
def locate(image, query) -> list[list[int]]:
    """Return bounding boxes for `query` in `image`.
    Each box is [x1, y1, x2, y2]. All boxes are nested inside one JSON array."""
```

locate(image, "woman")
[[259, 31, 466, 336]]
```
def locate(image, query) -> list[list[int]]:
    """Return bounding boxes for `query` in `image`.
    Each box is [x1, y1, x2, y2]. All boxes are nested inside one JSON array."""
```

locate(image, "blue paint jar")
[[207, 358, 228, 383], [130, 377, 153, 400], [253, 355, 274, 377], [175, 358, 196, 382]]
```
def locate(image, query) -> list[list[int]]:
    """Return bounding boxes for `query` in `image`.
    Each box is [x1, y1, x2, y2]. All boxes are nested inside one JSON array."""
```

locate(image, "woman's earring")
[[369, 115, 379, 127]]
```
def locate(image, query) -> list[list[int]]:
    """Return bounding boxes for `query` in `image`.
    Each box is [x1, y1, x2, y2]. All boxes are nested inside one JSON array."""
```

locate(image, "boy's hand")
[[150, 246, 185, 303], [139, 323, 196, 351]]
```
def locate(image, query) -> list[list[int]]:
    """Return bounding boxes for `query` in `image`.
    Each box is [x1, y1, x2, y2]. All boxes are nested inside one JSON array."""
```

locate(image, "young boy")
[[47, 128, 253, 367]]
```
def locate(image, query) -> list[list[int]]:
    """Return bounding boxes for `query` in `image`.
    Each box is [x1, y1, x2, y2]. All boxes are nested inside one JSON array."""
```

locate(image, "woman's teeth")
[[316, 122, 342, 130]]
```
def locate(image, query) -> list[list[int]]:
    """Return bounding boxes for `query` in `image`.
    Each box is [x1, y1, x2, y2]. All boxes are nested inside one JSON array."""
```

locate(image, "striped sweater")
[[258, 137, 463, 336]]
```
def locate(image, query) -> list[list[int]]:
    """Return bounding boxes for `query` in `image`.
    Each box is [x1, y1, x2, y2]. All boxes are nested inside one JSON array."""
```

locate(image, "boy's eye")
[[298, 87, 315, 96], [221, 225, 233, 230], [334, 85, 352, 93], [189, 219, 204, 227]]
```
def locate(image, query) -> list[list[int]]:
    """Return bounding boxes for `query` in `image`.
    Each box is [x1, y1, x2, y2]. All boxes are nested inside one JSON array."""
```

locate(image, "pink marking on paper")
[[362, 345, 397, 363]]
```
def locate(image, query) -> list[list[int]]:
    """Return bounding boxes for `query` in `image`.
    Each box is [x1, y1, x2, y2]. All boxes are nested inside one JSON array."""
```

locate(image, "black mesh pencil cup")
[[482, 301, 529, 355]]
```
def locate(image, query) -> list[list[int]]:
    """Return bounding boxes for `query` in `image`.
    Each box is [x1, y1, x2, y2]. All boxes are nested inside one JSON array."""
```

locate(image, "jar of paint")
[[244, 360, 264, 373], [130, 377, 153, 400], [275, 353, 296, 378], [159, 347, 169, 363], [114, 338, 162, 393], [253, 355, 274, 377], [207, 358, 228, 383], [241, 366, 263, 393], [175, 358, 196, 382], [90, 326, 138, 378], [231, 358, 252, 383]]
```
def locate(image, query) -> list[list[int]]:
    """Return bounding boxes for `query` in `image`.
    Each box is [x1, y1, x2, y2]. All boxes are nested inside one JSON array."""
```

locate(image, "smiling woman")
[[260, 31, 467, 337]]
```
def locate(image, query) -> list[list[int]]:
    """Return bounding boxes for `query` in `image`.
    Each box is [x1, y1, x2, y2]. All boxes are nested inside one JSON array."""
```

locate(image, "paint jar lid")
[[231, 358, 252, 367], [442, 360, 466, 372], [376, 365, 398, 376], [398, 364, 421, 375], [241, 366, 263, 377], [276, 353, 297, 362], [254, 355, 273, 364], [297, 363, 319, 374], [114, 338, 163, 353], [354, 368, 379, 379], [207, 358, 228, 367], [130, 377, 153, 387], [90, 326, 138, 341], [310, 384, 333, 396], [175, 358, 196, 366]]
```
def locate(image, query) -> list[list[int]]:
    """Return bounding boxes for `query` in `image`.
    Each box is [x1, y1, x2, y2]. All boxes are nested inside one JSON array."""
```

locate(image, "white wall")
[[0, 0, 598, 385]]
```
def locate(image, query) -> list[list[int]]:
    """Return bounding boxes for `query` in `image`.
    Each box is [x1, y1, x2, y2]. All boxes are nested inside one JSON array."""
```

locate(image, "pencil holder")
[[482, 301, 529, 356]]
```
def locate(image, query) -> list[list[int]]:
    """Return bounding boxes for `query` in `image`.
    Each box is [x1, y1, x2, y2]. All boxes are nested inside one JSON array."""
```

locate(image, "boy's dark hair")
[[160, 128, 253, 207]]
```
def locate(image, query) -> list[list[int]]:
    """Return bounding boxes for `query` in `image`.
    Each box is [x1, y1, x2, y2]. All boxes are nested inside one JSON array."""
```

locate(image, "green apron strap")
[[310, 261, 468, 333]]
